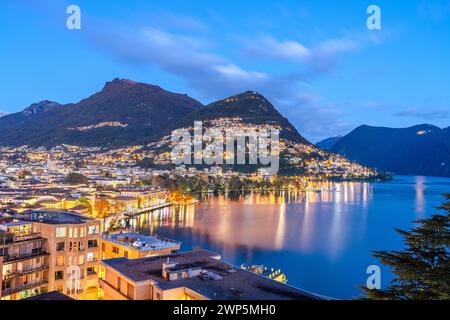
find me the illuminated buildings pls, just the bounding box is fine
[0,221,49,300]
[18,210,101,300]
[99,249,322,300]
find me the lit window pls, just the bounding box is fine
[88,226,99,235]
[56,227,66,238]
[87,252,97,262]
[56,256,65,266]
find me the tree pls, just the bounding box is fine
[18,170,32,179]
[76,197,93,215]
[65,172,88,184]
[363,194,450,300]
[94,199,111,218]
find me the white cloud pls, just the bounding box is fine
[85,17,383,141]
[245,36,312,62]
[212,64,269,81]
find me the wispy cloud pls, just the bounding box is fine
[147,11,210,32]
[242,33,378,75]
[82,13,382,141]
[394,107,449,120]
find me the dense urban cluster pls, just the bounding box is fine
[0,127,384,301]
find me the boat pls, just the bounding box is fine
[240,264,288,283]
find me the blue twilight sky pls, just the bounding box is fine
[0,0,449,142]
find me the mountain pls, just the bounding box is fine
[330,124,450,177]
[22,100,62,116]
[0,79,382,177]
[172,91,311,145]
[316,136,342,150]
[140,91,385,178]
[0,79,204,147]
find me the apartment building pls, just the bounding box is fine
[101,232,180,260]
[20,210,101,300]
[99,249,322,300]
[0,221,49,300]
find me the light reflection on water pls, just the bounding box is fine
[130,176,450,299]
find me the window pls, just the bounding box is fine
[56,227,66,238]
[80,227,86,238]
[87,267,96,275]
[56,256,65,266]
[78,255,85,265]
[55,271,64,280]
[73,228,78,238]
[56,242,65,251]
[2,279,11,291]
[102,243,105,251]
[88,239,98,248]
[124,250,128,258]
[68,228,73,238]
[112,246,119,254]
[87,252,97,262]
[117,277,121,291]
[88,226,99,235]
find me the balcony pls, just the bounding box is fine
[2,264,50,280]
[1,280,48,296]
[3,249,50,264]
[0,233,44,247]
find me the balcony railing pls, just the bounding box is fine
[0,233,44,247]
[2,249,49,263]
[1,279,48,296]
[2,264,49,280]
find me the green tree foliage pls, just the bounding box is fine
[65,172,89,184]
[363,194,450,300]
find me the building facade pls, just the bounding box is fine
[24,211,101,300]
[101,232,180,260]
[0,221,49,300]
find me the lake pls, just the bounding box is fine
[130,175,450,299]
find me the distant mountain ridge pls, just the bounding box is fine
[0,79,310,148]
[0,78,204,147]
[316,136,342,150]
[173,91,311,145]
[330,124,450,177]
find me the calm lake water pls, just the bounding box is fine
[131,175,450,299]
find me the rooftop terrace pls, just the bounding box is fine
[19,210,95,225]
[103,232,180,252]
[102,249,322,300]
